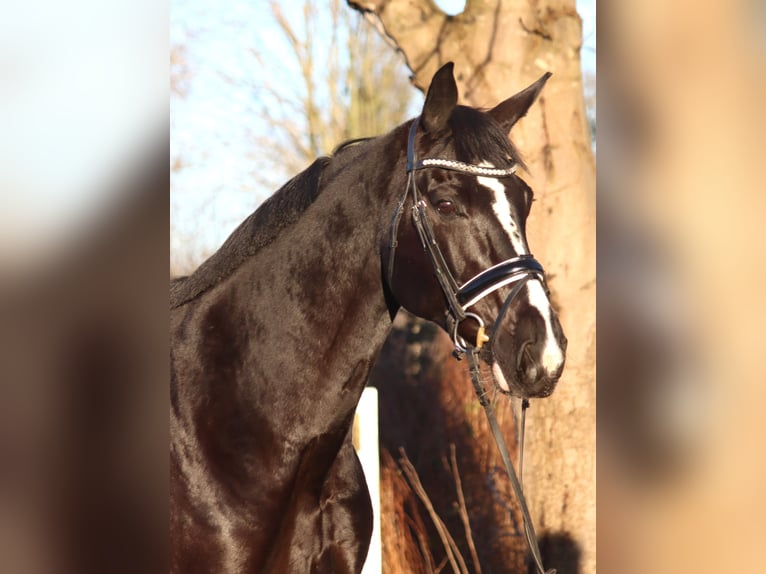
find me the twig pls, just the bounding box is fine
[398,448,469,574]
[404,513,436,574]
[449,444,482,574]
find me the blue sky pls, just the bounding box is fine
[170,0,596,271]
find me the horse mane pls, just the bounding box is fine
[170,110,518,309]
[449,106,527,171]
[170,156,331,309]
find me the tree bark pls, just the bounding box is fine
[350,1,596,572]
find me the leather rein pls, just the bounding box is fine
[387,117,556,574]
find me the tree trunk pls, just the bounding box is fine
[350,1,596,572]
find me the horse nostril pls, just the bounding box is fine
[516,340,530,370]
[516,339,539,382]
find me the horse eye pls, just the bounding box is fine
[436,199,456,215]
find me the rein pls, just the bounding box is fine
[466,348,554,574]
[389,117,556,574]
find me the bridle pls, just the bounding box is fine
[387,117,557,574]
[388,118,548,356]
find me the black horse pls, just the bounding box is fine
[170,63,566,573]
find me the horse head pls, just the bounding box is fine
[386,63,567,398]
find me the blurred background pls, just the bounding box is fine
[598,1,766,572]
[0,2,169,572]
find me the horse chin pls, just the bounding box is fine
[490,361,517,395]
[490,355,560,399]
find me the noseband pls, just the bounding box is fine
[387,117,556,574]
[387,117,548,356]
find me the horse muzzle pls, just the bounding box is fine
[490,294,568,398]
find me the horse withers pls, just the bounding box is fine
[170,63,566,573]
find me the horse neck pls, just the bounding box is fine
[226,133,407,430]
[170,133,410,529]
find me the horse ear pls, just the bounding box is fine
[489,72,552,133]
[421,62,458,134]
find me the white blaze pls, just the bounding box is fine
[477,166,564,376]
[477,174,528,255]
[526,279,565,374]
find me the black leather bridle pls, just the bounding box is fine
[388,117,548,356]
[387,117,557,574]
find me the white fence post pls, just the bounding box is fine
[353,387,381,574]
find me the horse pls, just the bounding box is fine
[170,62,567,573]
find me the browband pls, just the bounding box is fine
[406,117,519,177]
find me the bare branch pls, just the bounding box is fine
[398,448,469,574]
[449,444,482,574]
[269,1,303,53]
[347,0,449,80]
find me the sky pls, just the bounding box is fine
[170,0,596,271]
